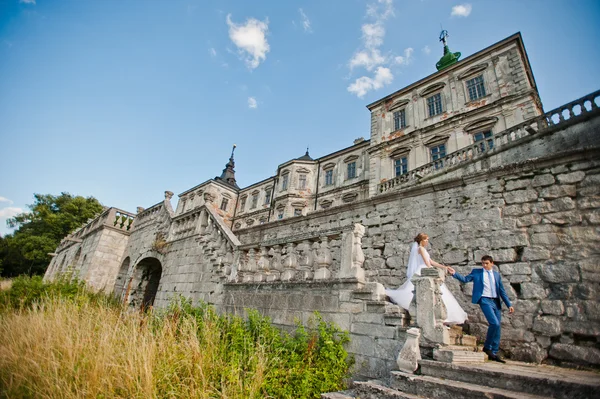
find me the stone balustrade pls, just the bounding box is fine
[107,208,135,232]
[229,223,367,284]
[378,89,600,194]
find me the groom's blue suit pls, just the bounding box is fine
[452,268,512,356]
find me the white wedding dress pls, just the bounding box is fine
[385,242,467,324]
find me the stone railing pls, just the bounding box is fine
[412,267,450,345]
[378,89,600,194]
[106,208,135,232]
[228,224,366,284]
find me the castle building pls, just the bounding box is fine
[45,32,600,376]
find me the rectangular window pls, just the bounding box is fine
[347,162,356,179]
[393,109,406,130]
[264,189,271,205]
[281,174,289,191]
[298,174,307,189]
[427,93,443,117]
[474,130,494,151]
[394,157,408,177]
[466,75,486,101]
[294,209,302,217]
[430,144,446,169]
[251,193,258,209]
[220,198,229,211]
[239,197,246,212]
[278,212,284,220]
[325,169,334,186]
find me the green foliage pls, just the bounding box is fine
[0,275,119,312]
[158,298,352,398]
[0,192,104,277]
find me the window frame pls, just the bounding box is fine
[298,174,307,190]
[393,108,407,131]
[473,130,494,152]
[393,156,408,177]
[220,198,229,211]
[429,143,447,169]
[426,93,443,117]
[466,75,486,101]
[264,187,272,205]
[250,192,259,209]
[239,196,247,212]
[281,173,289,191]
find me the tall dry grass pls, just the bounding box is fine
[0,298,268,398]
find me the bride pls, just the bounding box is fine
[386,233,467,324]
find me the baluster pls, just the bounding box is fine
[268,245,282,282]
[280,243,298,282]
[314,237,333,280]
[297,240,315,280]
[242,248,256,283]
[254,247,269,282]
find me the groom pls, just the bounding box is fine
[447,255,514,363]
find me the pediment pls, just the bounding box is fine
[296,167,310,174]
[322,162,336,170]
[464,117,498,132]
[424,134,450,146]
[390,146,411,158]
[457,63,488,80]
[291,201,306,208]
[420,82,446,97]
[390,99,409,110]
[344,154,359,163]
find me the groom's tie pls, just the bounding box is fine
[487,270,496,298]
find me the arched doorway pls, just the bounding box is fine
[128,257,162,310]
[113,257,130,300]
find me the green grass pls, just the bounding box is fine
[0,277,351,398]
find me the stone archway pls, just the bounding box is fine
[128,257,163,310]
[113,257,131,300]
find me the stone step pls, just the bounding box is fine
[419,359,600,399]
[352,282,387,301]
[433,348,487,363]
[391,370,547,399]
[321,390,357,399]
[353,380,426,399]
[383,313,408,327]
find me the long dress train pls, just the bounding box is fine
[385,242,467,324]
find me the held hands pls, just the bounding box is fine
[445,266,456,275]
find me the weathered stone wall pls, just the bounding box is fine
[231,114,600,367]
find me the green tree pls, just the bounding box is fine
[0,193,104,277]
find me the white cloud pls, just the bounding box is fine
[347,67,393,98]
[247,97,258,109]
[0,207,22,219]
[226,14,270,69]
[362,23,385,48]
[349,49,385,71]
[451,4,472,17]
[394,47,413,65]
[0,196,13,204]
[366,0,394,20]
[422,45,431,55]
[19,0,36,4]
[209,47,217,57]
[299,8,312,33]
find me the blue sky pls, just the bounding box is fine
[1,0,599,236]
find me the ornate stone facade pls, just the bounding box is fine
[45,33,600,375]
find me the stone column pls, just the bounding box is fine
[412,267,450,345]
[338,223,366,281]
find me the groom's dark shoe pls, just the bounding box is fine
[492,355,506,364]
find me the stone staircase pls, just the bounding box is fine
[322,359,600,399]
[432,325,486,364]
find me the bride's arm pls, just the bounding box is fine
[419,247,450,271]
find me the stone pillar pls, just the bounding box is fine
[397,327,422,373]
[339,224,366,281]
[314,237,332,280]
[412,267,450,345]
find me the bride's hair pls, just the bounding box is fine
[414,233,429,245]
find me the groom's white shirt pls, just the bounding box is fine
[482,270,496,298]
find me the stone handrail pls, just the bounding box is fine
[106,208,136,232]
[378,89,600,194]
[412,267,450,345]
